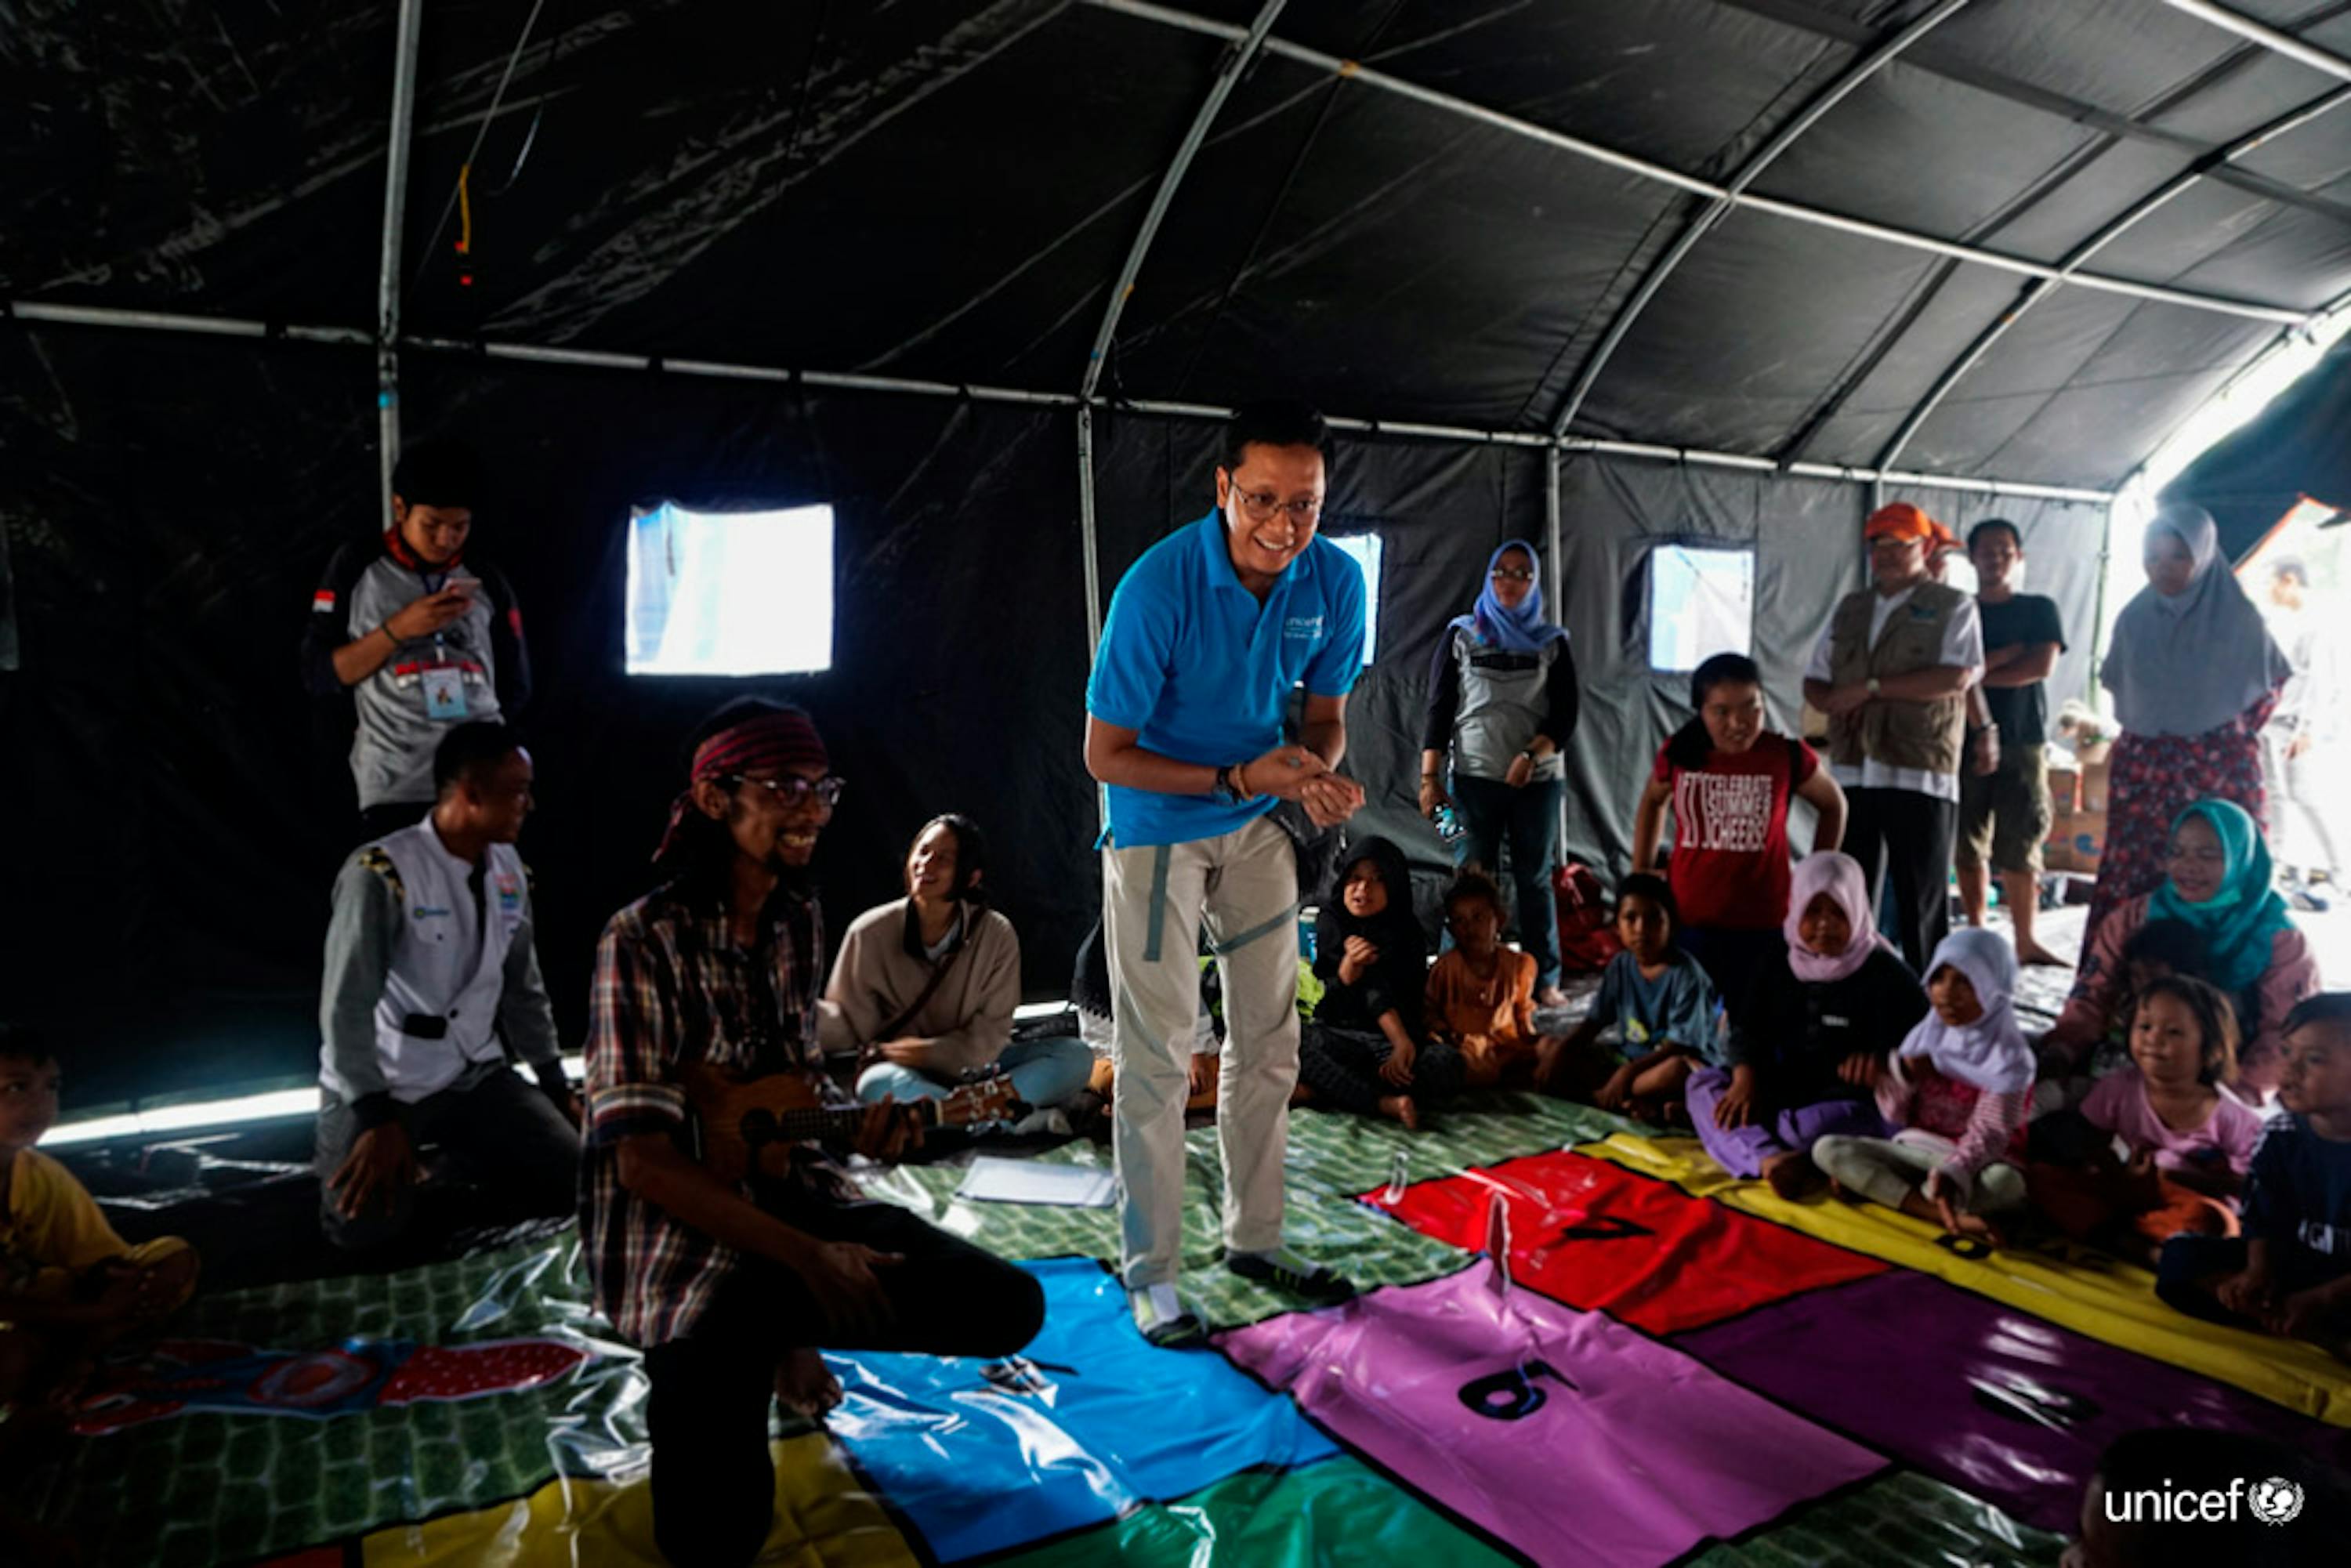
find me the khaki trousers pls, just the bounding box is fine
[1103,814,1300,1288]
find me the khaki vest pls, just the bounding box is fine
[1825,580,1968,777]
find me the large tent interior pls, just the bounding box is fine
[9,0,2351,1563]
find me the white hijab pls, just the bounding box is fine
[1897,928,2034,1093]
[2103,503,2290,737]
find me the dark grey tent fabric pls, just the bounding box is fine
[2164,330,2351,558]
[5,0,2350,1095]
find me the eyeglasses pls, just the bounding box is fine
[1490,567,1535,582]
[1231,487,1324,524]
[732,774,845,809]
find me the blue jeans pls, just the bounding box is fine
[1451,773,1565,989]
[855,1034,1094,1112]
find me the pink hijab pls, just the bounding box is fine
[1784,852,1892,983]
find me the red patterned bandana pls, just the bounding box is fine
[654,709,830,862]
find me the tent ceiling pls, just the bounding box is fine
[7,0,2351,489]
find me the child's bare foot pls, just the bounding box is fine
[775,1346,842,1421]
[1378,1094,1421,1132]
[1946,1210,2006,1248]
[1760,1151,1815,1200]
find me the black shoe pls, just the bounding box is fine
[1226,1247,1357,1302]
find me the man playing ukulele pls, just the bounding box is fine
[581,699,1045,1567]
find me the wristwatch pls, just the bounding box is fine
[1213,764,1243,802]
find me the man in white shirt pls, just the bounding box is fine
[2264,557,2344,906]
[316,721,579,1251]
[1802,503,1987,972]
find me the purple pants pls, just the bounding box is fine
[1685,1067,1889,1179]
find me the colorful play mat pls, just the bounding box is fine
[29,1088,2351,1566]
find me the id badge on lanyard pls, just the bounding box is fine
[418,567,469,720]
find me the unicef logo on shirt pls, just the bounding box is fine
[1284,614,1324,639]
[2249,1476,2304,1526]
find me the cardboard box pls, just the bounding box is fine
[2045,806,2106,874]
[2074,739,2114,768]
[2081,759,2110,814]
[2047,766,2082,814]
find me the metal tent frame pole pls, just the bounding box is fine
[1548,0,1975,439]
[375,0,427,529]
[2161,0,2351,83]
[1086,0,2313,328]
[1873,81,2351,474]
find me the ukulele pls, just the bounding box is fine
[682,1063,1016,1186]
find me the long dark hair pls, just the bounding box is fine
[912,813,991,906]
[1665,652,1764,770]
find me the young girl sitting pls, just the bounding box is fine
[1427,868,1547,1088]
[1813,927,2036,1246]
[2027,975,2263,1264]
[1536,875,1720,1121]
[1689,852,1926,1197]
[1297,838,1463,1129]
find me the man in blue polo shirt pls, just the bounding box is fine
[1085,399,1369,1345]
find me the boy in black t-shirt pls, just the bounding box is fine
[2158,994,2351,1359]
[1957,520,2067,965]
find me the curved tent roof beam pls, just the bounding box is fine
[1543,0,1976,441]
[1078,0,1289,400]
[1875,74,2351,475]
[2163,0,2351,83]
[1093,0,2309,329]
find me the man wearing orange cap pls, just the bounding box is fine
[1802,502,1986,971]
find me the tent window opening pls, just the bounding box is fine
[1326,533,1383,664]
[1647,544,1754,673]
[626,502,835,676]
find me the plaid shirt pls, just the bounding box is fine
[581,879,855,1347]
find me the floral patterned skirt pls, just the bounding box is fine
[2084,711,2270,941]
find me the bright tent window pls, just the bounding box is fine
[626,502,833,676]
[1648,544,1754,672]
[1326,533,1382,664]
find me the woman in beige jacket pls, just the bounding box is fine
[828,815,1092,1118]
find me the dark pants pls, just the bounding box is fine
[314,1064,579,1251]
[1679,926,1784,1030]
[1298,1022,1465,1116]
[1843,787,1957,974]
[644,1202,1045,1567]
[2157,1233,2351,1325]
[1451,773,1566,988]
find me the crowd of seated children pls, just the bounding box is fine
[2028,975,2264,1266]
[2159,993,2351,1360]
[1536,874,1721,1122]
[1813,928,2036,1248]
[1425,868,1552,1088]
[1297,838,1464,1131]
[1687,852,1925,1198]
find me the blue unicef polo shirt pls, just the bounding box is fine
[1087,511,1367,849]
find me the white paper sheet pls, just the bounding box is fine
[955,1156,1118,1208]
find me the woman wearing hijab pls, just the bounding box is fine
[1296,838,1462,1128]
[2088,503,2291,943]
[1815,927,2037,1244]
[1419,541,1581,1007]
[1690,852,1927,1196]
[2045,798,2317,1095]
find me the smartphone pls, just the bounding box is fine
[444,574,483,599]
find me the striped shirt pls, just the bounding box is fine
[581,879,855,1348]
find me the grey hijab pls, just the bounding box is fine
[2103,503,2290,737]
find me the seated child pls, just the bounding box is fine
[1299,838,1462,1130]
[1689,851,1925,1197]
[2157,993,2351,1359]
[1427,869,1549,1089]
[0,1026,199,1408]
[2038,919,2212,1099]
[1813,927,2035,1246]
[2028,976,2264,1265]
[1536,875,1720,1121]
[2063,1426,2351,1568]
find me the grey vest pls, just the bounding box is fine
[1446,627,1567,782]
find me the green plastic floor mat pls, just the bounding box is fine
[994,1455,1520,1567]
[36,1235,643,1568]
[1689,1469,2065,1567]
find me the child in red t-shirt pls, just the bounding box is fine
[1631,654,1847,1025]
